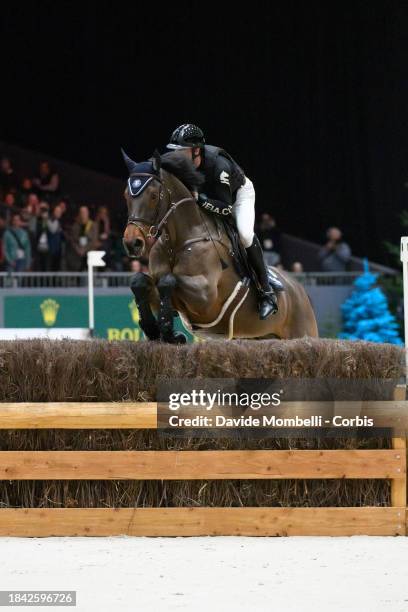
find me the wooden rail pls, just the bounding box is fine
[0,402,157,429]
[0,400,405,429]
[0,449,403,480]
[0,395,405,537]
[0,507,404,537]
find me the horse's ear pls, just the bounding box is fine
[151,149,162,175]
[121,148,138,175]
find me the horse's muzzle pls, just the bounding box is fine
[123,238,145,258]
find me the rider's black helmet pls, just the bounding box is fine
[167,124,205,150]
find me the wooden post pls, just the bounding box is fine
[391,385,407,535]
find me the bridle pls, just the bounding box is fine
[125,168,229,269]
[126,172,194,239]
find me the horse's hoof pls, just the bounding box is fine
[170,332,187,344]
[142,327,160,341]
[161,332,187,344]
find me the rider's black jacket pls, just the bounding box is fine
[197,145,246,216]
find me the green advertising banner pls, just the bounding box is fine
[4,295,194,341]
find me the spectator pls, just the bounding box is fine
[32,161,60,200]
[291,261,304,273]
[34,202,51,270]
[109,232,127,271]
[21,177,34,194]
[17,177,36,207]
[129,259,143,273]
[26,192,40,213]
[66,206,98,271]
[4,192,16,208]
[56,198,67,217]
[0,157,18,195]
[95,206,112,266]
[47,204,65,271]
[140,257,149,273]
[53,198,70,227]
[20,194,40,242]
[129,257,149,273]
[0,192,17,225]
[34,202,65,271]
[318,227,351,272]
[257,213,281,266]
[3,213,31,271]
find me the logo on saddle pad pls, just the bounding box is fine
[219,170,230,185]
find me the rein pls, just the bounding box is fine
[151,197,195,238]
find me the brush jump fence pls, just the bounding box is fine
[0,392,406,537]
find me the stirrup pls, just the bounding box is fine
[262,289,278,303]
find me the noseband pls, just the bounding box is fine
[126,172,194,239]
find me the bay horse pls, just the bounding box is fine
[122,150,318,343]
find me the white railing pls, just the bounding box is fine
[0,271,395,289]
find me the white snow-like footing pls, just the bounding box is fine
[1,536,408,611]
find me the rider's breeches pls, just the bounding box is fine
[232,176,255,248]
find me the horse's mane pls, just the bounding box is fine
[160,151,205,191]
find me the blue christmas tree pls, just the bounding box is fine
[338,259,403,344]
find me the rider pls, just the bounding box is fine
[166,123,282,319]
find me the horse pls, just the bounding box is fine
[122,149,318,343]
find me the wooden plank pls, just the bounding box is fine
[0,507,403,537]
[0,449,403,480]
[0,402,157,429]
[0,400,408,429]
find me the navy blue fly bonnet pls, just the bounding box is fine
[127,161,157,197]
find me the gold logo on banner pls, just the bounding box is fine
[128,300,140,324]
[40,299,60,326]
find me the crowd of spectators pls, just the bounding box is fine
[256,213,352,274]
[0,153,352,276]
[0,156,145,273]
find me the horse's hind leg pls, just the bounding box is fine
[157,274,187,344]
[130,273,160,340]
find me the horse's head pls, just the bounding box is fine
[122,149,165,258]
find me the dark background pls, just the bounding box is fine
[1,2,407,263]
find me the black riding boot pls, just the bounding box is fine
[245,235,278,319]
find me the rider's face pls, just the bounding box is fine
[179,148,201,168]
[192,149,201,168]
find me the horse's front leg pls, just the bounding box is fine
[157,273,186,344]
[130,272,160,340]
